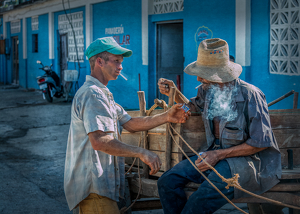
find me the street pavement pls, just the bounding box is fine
[0,86,72,214]
[0,85,289,214]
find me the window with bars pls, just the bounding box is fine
[31,16,39,31]
[153,0,184,14]
[32,34,38,53]
[270,0,300,75]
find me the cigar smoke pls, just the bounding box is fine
[206,84,238,121]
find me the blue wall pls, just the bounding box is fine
[27,14,50,89]
[54,6,86,89]
[0,0,298,110]
[148,0,236,103]
[183,0,236,100]
[250,0,299,109]
[6,20,24,85]
[93,0,145,109]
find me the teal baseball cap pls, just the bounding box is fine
[85,37,132,59]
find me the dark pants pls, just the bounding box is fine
[157,155,234,214]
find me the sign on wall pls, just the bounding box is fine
[11,20,20,34]
[58,11,84,62]
[194,26,213,50]
[105,25,131,46]
[31,16,39,31]
[270,0,300,76]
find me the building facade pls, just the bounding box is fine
[0,0,299,110]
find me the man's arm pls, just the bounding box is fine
[158,78,188,103]
[157,79,199,114]
[89,130,161,175]
[195,143,267,172]
[122,103,190,133]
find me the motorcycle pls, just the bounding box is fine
[36,60,63,102]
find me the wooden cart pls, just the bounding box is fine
[121,90,300,214]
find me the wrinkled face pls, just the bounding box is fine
[101,54,123,81]
[197,77,215,90]
[197,76,233,90]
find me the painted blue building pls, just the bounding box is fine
[0,0,299,110]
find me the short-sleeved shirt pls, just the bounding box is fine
[190,79,281,198]
[64,75,131,210]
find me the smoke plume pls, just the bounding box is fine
[206,84,238,122]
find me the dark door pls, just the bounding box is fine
[12,36,19,85]
[60,33,68,86]
[156,22,184,101]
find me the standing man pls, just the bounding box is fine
[157,38,281,214]
[64,37,189,214]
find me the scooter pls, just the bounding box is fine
[36,60,63,102]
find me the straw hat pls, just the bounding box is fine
[184,38,242,83]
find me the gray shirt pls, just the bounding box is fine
[64,75,131,210]
[190,79,281,198]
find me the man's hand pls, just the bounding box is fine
[158,78,176,97]
[139,150,162,175]
[167,103,191,123]
[195,150,220,172]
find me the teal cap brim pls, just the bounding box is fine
[107,46,132,57]
[85,37,133,59]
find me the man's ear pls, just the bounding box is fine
[95,57,104,68]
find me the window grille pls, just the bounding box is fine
[58,11,84,62]
[153,0,184,14]
[32,16,39,31]
[270,0,300,75]
[11,20,20,34]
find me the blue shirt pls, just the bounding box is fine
[190,79,281,198]
[64,75,131,210]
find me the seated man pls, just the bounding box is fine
[157,38,281,214]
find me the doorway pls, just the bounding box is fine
[60,33,68,86]
[12,36,19,85]
[156,21,184,102]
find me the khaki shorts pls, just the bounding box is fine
[79,193,120,214]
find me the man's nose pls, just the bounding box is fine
[117,64,123,71]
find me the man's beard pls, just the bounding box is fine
[206,83,238,122]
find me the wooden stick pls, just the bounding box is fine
[165,87,175,171]
[268,90,294,107]
[293,92,298,109]
[137,91,149,178]
[175,87,189,104]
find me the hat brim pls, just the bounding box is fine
[184,61,242,83]
[107,46,132,57]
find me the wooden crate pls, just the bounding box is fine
[122,109,206,172]
[122,109,300,173]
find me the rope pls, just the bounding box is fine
[125,103,158,175]
[122,99,300,213]
[168,124,248,214]
[121,102,161,213]
[120,159,142,214]
[169,124,300,211]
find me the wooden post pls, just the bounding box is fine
[293,92,298,109]
[137,91,149,178]
[165,87,175,171]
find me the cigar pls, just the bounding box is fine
[195,84,202,89]
[120,73,128,81]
